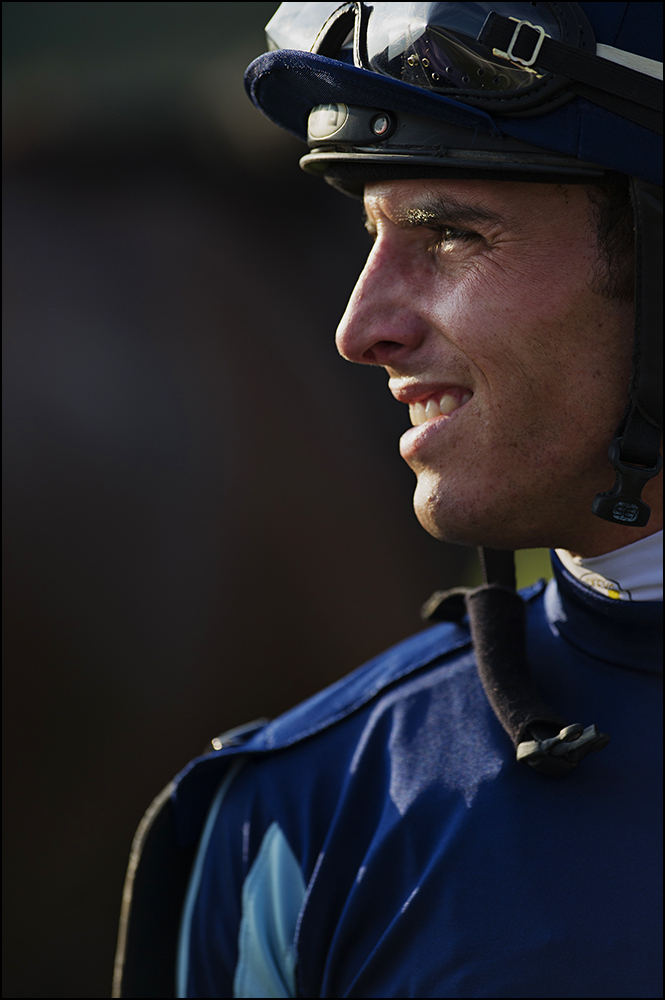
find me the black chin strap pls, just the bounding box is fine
[593,179,663,527]
[422,548,609,776]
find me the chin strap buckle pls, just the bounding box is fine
[592,438,662,527]
[517,723,610,776]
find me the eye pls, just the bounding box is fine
[428,226,479,253]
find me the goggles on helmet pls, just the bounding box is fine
[266,2,662,132]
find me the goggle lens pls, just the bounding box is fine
[266,2,565,96]
[365,2,561,94]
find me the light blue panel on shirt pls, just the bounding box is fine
[233,821,306,999]
[177,758,248,998]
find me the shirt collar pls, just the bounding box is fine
[545,551,663,675]
[555,530,663,602]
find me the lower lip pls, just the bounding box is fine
[399,402,470,461]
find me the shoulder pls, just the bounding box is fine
[258,616,473,750]
[247,577,546,752]
[174,619,477,997]
[186,615,474,775]
[172,580,548,840]
[169,617,471,833]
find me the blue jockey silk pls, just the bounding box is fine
[173,554,663,998]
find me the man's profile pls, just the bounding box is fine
[114,4,662,997]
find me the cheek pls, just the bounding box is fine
[426,252,631,408]
[424,268,553,389]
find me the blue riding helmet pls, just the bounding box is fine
[245,2,663,526]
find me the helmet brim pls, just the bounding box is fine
[244,49,499,144]
[244,49,662,186]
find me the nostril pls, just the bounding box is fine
[363,340,410,364]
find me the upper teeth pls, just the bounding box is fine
[409,392,471,426]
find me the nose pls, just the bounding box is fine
[335,239,426,367]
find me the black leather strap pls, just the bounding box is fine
[478,547,516,589]
[465,584,610,774]
[465,584,566,746]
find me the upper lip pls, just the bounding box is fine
[388,379,473,406]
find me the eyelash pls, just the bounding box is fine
[363,223,480,249]
[428,226,478,252]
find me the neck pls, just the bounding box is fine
[567,519,663,559]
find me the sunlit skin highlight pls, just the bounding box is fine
[336,178,662,556]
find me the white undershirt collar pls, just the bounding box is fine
[555,530,663,602]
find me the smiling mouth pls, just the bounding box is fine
[409,390,473,426]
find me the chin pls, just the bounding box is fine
[412,479,544,551]
[415,507,483,547]
[413,482,481,547]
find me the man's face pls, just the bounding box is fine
[336,178,635,553]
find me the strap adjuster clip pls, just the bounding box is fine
[494,18,547,68]
[517,723,610,775]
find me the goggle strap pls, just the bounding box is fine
[596,44,663,82]
[568,81,663,134]
[478,13,663,115]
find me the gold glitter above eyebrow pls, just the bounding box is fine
[396,197,508,230]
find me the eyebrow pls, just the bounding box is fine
[365,195,509,232]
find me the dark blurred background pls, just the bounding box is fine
[2,4,550,997]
